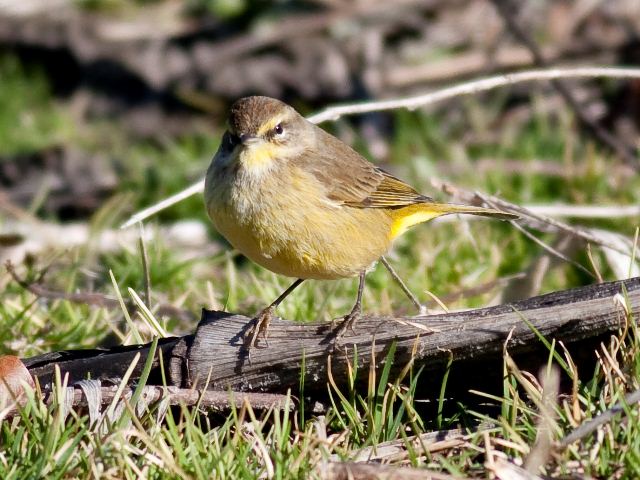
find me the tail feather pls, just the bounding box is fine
[428,203,518,220]
[388,202,517,239]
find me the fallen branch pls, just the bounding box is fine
[22,277,640,394]
[2,384,293,419]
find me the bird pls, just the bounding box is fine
[204,96,516,349]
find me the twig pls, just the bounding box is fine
[349,428,471,463]
[4,384,292,419]
[307,67,640,124]
[521,205,640,219]
[431,178,633,256]
[559,387,640,448]
[120,180,204,229]
[380,256,425,314]
[120,66,640,228]
[320,461,467,480]
[491,0,638,169]
[507,220,595,278]
[5,261,196,323]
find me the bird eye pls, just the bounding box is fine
[274,123,284,135]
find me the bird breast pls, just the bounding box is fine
[205,161,393,280]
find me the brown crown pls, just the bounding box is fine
[228,96,290,136]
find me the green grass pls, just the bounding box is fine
[0,56,72,156]
[1,53,640,478]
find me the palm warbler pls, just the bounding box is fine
[205,96,515,347]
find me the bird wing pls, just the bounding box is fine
[297,127,432,209]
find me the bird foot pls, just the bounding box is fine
[244,306,275,355]
[330,305,361,351]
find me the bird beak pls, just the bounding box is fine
[239,133,260,146]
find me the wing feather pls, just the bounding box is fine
[295,127,432,209]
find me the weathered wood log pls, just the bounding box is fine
[23,337,184,390]
[23,277,640,394]
[183,277,639,391]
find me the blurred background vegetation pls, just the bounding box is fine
[1,1,640,477]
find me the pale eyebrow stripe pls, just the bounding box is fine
[257,116,285,137]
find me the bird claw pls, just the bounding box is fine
[244,306,275,356]
[330,307,361,351]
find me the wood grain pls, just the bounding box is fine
[22,277,639,394]
[184,277,639,392]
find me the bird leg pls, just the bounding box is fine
[380,256,428,315]
[244,278,304,351]
[332,270,366,343]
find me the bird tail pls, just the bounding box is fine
[389,202,516,239]
[426,203,517,220]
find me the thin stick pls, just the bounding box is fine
[4,385,293,419]
[432,178,633,256]
[121,179,204,229]
[5,260,196,323]
[307,67,640,124]
[120,67,640,228]
[350,427,471,462]
[559,387,640,448]
[507,220,595,278]
[380,256,425,314]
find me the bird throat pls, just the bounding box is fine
[239,143,279,175]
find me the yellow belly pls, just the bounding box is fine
[210,198,394,280]
[206,168,395,280]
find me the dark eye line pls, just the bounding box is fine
[226,132,240,148]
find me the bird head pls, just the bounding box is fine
[221,96,311,174]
